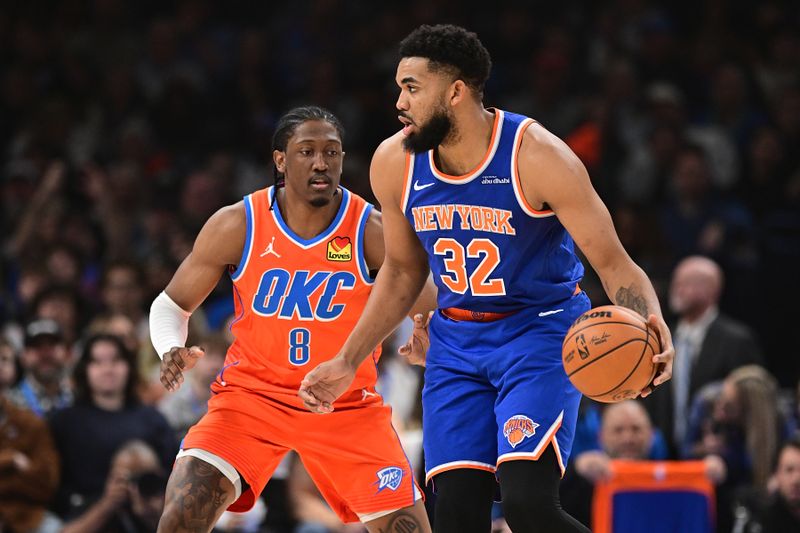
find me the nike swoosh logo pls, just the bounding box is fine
[538,309,564,317]
[413,180,434,191]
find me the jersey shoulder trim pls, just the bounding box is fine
[428,109,504,184]
[268,186,352,249]
[400,152,414,214]
[355,203,375,285]
[230,193,256,281]
[511,119,556,218]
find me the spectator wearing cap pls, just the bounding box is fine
[0,336,62,533]
[5,319,73,417]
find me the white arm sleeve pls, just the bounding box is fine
[149,291,192,360]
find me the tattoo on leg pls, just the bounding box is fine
[169,460,230,532]
[379,511,421,533]
[615,284,649,317]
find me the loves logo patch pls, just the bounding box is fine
[327,236,352,262]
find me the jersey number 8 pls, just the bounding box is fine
[288,328,310,365]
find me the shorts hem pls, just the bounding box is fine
[496,411,566,476]
[425,460,496,485]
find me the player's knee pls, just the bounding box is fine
[432,469,495,533]
[501,487,560,530]
[157,456,237,533]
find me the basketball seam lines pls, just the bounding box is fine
[562,320,649,346]
[587,326,652,398]
[565,337,647,378]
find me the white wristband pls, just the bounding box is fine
[149,291,191,359]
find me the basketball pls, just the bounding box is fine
[562,305,660,403]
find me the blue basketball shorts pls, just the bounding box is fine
[422,291,591,484]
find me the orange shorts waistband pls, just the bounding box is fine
[441,285,581,323]
[441,308,516,322]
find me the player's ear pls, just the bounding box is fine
[449,79,467,106]
[273,149,286,173]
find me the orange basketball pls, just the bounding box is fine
[561,305,660,403]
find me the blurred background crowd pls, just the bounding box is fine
[1,0,799,532]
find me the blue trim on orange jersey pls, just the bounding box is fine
[230,195,254,281]
[228,282,245,330]
[357,204,375,284]
[269,186,351,248]
[387,406,421,509]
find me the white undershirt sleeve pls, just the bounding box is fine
[149,291,192,359]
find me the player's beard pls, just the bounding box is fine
[309,196,331,207]
[402,104,454,153]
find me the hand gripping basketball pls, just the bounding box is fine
[562,306,665,402]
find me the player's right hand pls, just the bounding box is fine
[398,311,433,366]
[574,450,611,482]
[160,346,204,392]
[299,356,357,414]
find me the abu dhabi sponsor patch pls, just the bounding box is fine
[503,414,539,448]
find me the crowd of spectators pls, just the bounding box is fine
[1,1,799,532]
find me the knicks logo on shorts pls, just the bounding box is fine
[327,236,352,261]
[503,415,539,448]
[374,466,404,492]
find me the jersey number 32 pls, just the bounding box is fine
[433,238,506,296]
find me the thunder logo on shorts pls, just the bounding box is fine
[374,466,405,493]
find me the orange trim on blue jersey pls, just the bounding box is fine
[428,109,503,183]
[425,460,496,485]
[511,119,555,217]
[399,151,413,213]
[496,410,566,476]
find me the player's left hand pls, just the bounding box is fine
[299,356,357,414]
[639,313,674,398]
[398,311,433,367]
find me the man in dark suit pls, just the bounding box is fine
[644,256,763,455]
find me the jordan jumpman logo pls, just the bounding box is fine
[260,236,281,258]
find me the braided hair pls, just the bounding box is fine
[270,106,345,209]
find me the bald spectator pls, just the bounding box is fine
[644,256,763,452]
[561,401,725,528]
[6,319,73,417]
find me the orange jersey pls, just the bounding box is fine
[215,186,380,408]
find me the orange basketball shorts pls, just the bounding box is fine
[181,387,419,522]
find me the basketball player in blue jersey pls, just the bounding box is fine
[300,25,675,533]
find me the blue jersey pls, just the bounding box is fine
[402,109,584,313]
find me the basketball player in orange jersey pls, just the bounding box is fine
[148,106,433,533]
[300,26,675,533]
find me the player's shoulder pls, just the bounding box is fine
[372,131,408,168]
[208,200,247,230]
[196,200,248,259]
[519,120,583,172]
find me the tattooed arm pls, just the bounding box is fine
[517,122,674,396]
